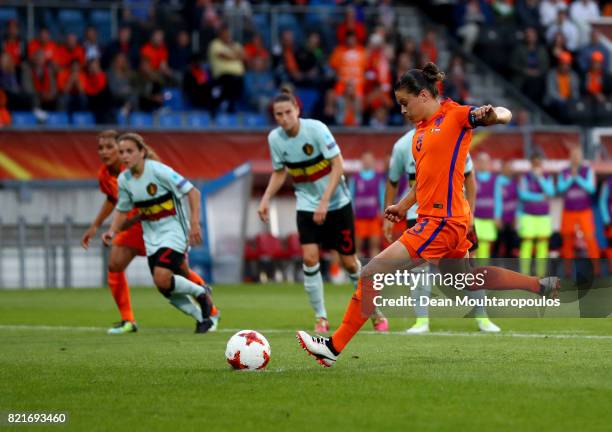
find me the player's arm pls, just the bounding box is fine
[385,185,416,223]
[258,169,287,223]
[186,186,202,246]
[81,198,115,249]
[314,154,343,225]
[471,105,512,126]
[102,210,129,246]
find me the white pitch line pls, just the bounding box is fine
[0,324,611,340]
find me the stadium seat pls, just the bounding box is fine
[295,88,319,116]
[71,111,95,126]
[0,8,18,26]
[186,111,211,128]
[255,232,287,282]
[243,113,268,128]
[89,10,112,45]
[129,112,154,128]
[11,112,37,127]
[158,112,183,128]
[45,112,70,127]
[163,88,185,111]
[58,9,85,37]
[215,113,239,128]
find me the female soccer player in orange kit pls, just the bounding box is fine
[81,130,218,334]
[296,63,560,366]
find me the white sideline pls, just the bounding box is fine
[0,324,611,340]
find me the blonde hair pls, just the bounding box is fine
[117,132,161,161]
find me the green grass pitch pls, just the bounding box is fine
[1,283,611,431]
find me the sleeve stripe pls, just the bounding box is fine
[177,179,188,189]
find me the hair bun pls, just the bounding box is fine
[422,62,445,83]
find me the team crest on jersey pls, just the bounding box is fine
[146,183,158,196]
[303,143,314,156]
[416,133,424,152]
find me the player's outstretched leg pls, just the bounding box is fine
[297,241,421,367]
[107,271,138,334]
[343,255,388,333]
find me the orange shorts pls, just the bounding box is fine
[399,217,472,261]
[560,208,595,236]
[355,217,382,239]
[112,222,146,256]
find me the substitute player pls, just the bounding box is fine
[557,147,599,273]
[259,91,388,333]
[102,133,216,334]
[384,129,500,334]
[297,63,560,366]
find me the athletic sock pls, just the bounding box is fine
[411,264,431,318]
[475,241,491,259]
[168,293,203,321]
[348,260,383,318]
[303,263,327,318]
[520,239,534,275]
[348,260,361,290]
[187,269,205,286]
[466,289,487,318]
[186,270,218,315]
[535,239,549,277]
[330,278,370,353]
[108,271,134,322]
[171,275,206,297]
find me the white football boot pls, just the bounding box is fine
[296,331,338,367]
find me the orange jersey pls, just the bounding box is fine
[412,99,475,221]
[97,164,139,218]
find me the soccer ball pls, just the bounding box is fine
[225,330,271,370]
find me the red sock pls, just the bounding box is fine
[186,270,218,316]
[470,266,540,294]
[330,278,371,353]
[107,271,134,322]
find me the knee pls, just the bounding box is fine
[108,257,126,273]
[341,258,360,274]
[360,262,376,280]
[153,272,173,295]
[303,254,319,268]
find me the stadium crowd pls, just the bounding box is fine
[441,0,612,124]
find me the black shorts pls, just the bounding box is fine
[296,203,356,255]
[147,248,186,274]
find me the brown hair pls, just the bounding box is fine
[117,132,161,161]
[394,62,445,97]
[98,129,119,141]
[272,86,298,107]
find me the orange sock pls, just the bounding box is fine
[470,266,540,294]
[330,278,371,353]
[108,271,135,322]
[186,270,218,316]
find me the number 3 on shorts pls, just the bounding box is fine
[340,229,353,253]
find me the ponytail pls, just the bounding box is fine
[394,62,445,97]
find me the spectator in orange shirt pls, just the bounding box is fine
[55,33,85,69]
[583,51,612,103]
[244,33,270,70]
[545,50,579,123]
[27,28,57,65]
[329,32,367,97]
[83,58,112,123]
[23,49,58,111]
[364,81,393,125]
[57,60,86,112]
[0,89,11,128]
[365,33,392,95]
[2,20,22,67]
[336,7,367,45]
[336,79,362,126]
[140,29,174,82]
[420,28,439,65]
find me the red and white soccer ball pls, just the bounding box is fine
[225,330,271,370]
